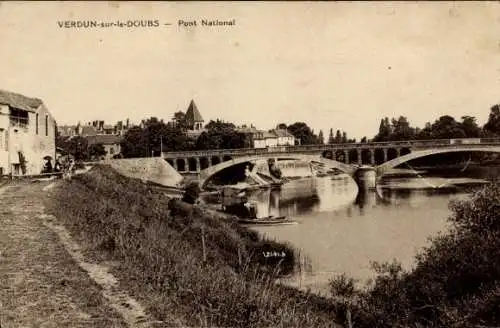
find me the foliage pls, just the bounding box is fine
[172,111,188,130]
[484,104,500,136]
[58,136,89,161]
[120,117,192,158]
[45,165,341,327]
[195,119,250,150]
[329,182,500,327]
[373,114,483,142]
[88,143,106,160]
[318,130,324,144]
[286,122,319,145]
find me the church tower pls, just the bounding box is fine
[185,99,204,130]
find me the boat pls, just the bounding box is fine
[238,216,298,226]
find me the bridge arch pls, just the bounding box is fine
[376,146,500,176]
[199,154,356,189]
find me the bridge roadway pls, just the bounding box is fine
[162,138,500,175]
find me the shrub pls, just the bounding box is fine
[331,182,500,327]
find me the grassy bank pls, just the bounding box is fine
[329,181,500,327]
[45,165,341,327]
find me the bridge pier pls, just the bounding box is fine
[370,150,375,165]
[344,150,349,164]
[195,158,201,173]
[354,166,376,190]
[383,149,388,162]
[357,149,362,166]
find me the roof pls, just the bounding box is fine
[236,126,259,134]
[85,134,122,145]
[0,89,43,112]
[185,99,204,122]
[254,131,278,140]
[273,129,294,138]
[186,129,206,139]
[80,126,98,136]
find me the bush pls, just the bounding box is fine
[331,182,500,327]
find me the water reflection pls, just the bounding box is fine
[246,175,485,295]
[246,175,358,218]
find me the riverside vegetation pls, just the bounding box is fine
[329,181,500,327]
[45,164,500,327]
[45,165,341,327]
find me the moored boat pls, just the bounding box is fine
[238,216,298,226]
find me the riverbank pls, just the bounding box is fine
[44,165,342,327]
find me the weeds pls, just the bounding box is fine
[45,165,340,327]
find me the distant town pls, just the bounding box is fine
[1,88,500,176]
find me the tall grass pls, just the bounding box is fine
[45,165,341,327]
[329,182,500,328]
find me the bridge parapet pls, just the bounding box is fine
[162,138,500,159]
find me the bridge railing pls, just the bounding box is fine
[161,138,500,158]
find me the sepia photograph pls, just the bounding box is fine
[1,1,500,327]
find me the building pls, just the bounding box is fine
[58,119,130,137]
[249,128,297,149]
[184,99,207,140]
[272,129,296,146]
[57,119,129,159]
[0,89,56,175]
[86,134,122,160]
[185,100,204,130]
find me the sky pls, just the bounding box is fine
[1,1,499,140]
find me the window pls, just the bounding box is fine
[36,113,39,134]
[45,115,48,136]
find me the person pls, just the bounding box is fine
[54,160,61,173]
[68,159,75,179]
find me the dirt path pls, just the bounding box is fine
[0,181,159,328]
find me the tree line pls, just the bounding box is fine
[372,104,500,142]
[57,104,500,159]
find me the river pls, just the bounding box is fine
[243,173,488,296]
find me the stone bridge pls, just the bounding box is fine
[162,138,500,188]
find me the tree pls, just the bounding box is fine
[328,128,335,144]
[195,119,248,150]
[373,117,391,142]
[390,116,416,140]
[121,126,147,158]
[428,115,467,139]
[483,104,500,136]
[373,116,415,141]
[121,117,191,158]
[287,122,318,145]
[318,130,324,144]
[416,122,433,140]
[88,143,107,160]
[459,116,481,138]
[172,111,188,130]
[277,123,288,130]
[66,136,89,161]
[335,130,342,143]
